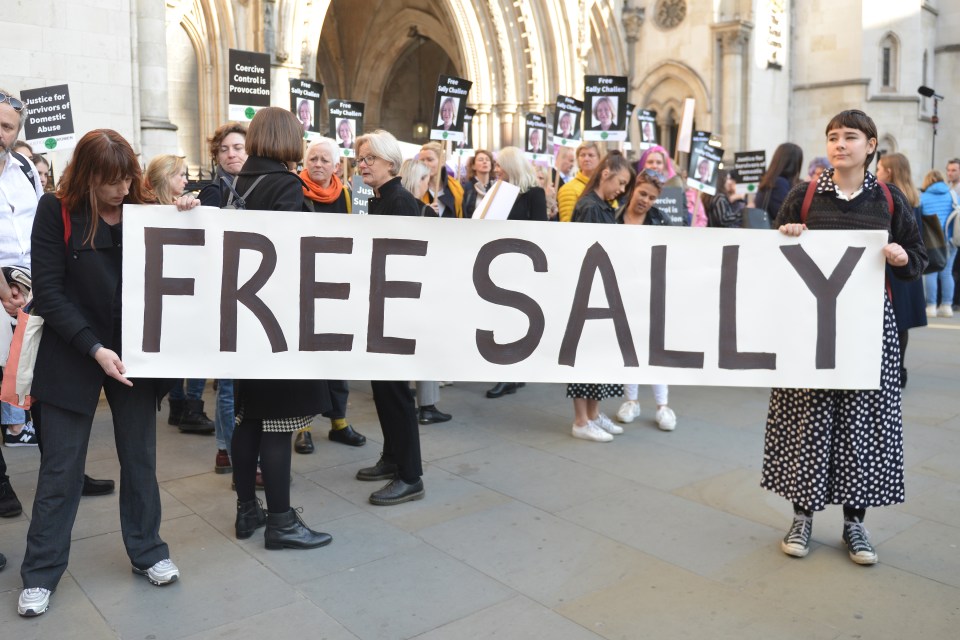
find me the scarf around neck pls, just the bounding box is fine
[300,168,344,204]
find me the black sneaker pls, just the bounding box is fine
[3,423,38,447]
[843,518,878,565]
[780,514,813,558]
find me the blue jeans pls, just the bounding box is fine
[1,401,25,425]
[168,379,206,402]
[924,245,958,306]
[215,379,235,452]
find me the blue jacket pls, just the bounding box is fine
[920,181,956,241]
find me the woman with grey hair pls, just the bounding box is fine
[293,137,367,454]
[352,130,427,506]
[397,158,454,425]
[300,137,351,213]
[484,147,546,400]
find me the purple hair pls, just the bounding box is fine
[636,145,677,180]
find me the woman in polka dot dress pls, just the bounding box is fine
[762,110,927,565]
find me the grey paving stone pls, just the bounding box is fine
[179,600,361,640]
[298,543,513,640]
[0,576,117,639]
[414,594,605,639]
[880,518,960,589]
[418,500,663,608]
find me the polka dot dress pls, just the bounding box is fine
[761,296,905,511]
[566,383,623,400]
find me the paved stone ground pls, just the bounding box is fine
[0,317,958,639]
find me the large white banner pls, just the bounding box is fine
[122,206,888,389]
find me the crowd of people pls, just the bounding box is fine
[0,87,950,617]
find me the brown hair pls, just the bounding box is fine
[757,143,803,191]
[825,109,878,169]
[144,154,187,205]
[57,129,145,245]
[207,122,247,164]
[244,107,304,164]
[579,150,635,203]
[877,153,919,207]
[921,169,945,191]
[467,149,493,181]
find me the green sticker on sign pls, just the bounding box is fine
[245,107,255,120]
[442,132,449,140]
[44,138,57,150]
[747,184,756,192]
[601,132,608,140]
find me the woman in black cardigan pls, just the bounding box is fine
[18,130,177,618]
[226,107,333,550]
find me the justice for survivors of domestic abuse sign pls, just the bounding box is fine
[20,85,76,152]
[122,206,887,389]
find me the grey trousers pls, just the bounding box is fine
[415,381,439,407]
[20,377,169,591]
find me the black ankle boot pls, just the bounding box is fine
[167,398,184,426]
[264,508,332,550]
[178,399,215,433]
[235,499,266,539]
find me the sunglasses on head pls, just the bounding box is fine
[639,168,664,186]
[0,93,25,112]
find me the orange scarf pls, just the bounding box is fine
[300,169,344,204]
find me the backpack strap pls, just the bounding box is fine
[877,180,894,215]
[222,174,267,209]
[799,178,818,224]
[10,151,37,191]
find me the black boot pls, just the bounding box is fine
[264,509,332,550]
[486,382,518,398]
[167,398,184,426]
[178,399,215,434]
[0,480,22,518]
[235,499,266,539]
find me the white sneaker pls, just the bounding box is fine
[593,412,623,435]
[926,304,937,317]
[616,400,640,423]
[133,558,180,586]
[571,421,613,442]
[655,406,677,431]
[18,587,51,617]
[938,304,954,318]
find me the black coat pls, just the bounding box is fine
[229,155,331,420]
[31,193,169,415]
[462,177,493,218]
[508,187,548,221]
[572,190,617,224]
[369,176,421,217]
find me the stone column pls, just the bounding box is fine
[622,2,645,152]
[711,20,752,154]
[137,0,178,160]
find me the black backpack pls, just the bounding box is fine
[221,175,266,210]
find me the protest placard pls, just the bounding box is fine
[20,84,76,152]
[290,79,323,139]
[228,49,271,121]
[583,76,628,142]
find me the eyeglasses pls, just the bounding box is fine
[0,93,25,112]
[358,155,379,167]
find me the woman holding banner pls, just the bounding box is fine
[614,170,678,430]
[19,129,178,617]
[226,107,333,550]
[766,110,925,566]
[353,129,426,505]
[637,145,707,227]
[419,141,463,218]
[565,152,635,442]
[144,154,188,206]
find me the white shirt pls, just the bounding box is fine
[0,153,42,268]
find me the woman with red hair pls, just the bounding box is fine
[18,130,178,617]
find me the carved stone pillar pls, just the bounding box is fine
[622,2,645,151]
[711,20,753,154]
[137,0,178,159]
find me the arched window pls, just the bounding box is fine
[879,33,899,92]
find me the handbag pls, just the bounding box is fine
[920,208,948,274]
[741,189,772,229]
[0,305,44,409]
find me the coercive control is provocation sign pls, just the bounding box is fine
[122,206,888,389]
